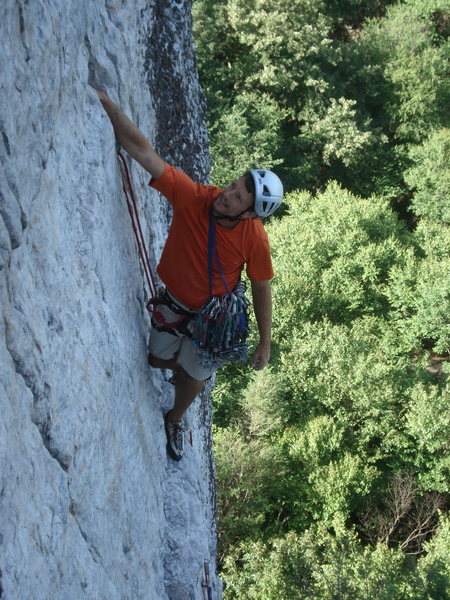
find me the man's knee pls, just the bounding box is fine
[148,352,178,369]
[176,365,203,384]
[147,353,160,368]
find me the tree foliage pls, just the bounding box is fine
[193,0,450,199]
[210,185,449,596]
[222,519,450,600]
[192,0,450,596]
[405,128,450,223]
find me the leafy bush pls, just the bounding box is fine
[211,184,449,592]
[221,524,450,599]
[194,0,450,594]
[405,129,450,223]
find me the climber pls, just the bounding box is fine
[94,88,283,461]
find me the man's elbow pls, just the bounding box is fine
[136,147,165,179]
[251,279,271,292]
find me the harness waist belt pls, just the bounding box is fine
[152,289,197,316]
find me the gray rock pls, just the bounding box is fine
[0,0,220,598]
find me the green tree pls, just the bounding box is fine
[405,128,450,223]
[194,0,373,191]
[214,425,282,554]
[208,92,284,187]
[212,185,448,585]
[194,0,450,199]
[269,183,408,336]
[360,0,450,144]
[385,241,450,355]
[221,526,440,599]
[194,2,450,590]
[418,514,450,599]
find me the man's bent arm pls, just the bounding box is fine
[94,90,165,179]
[250,279,272,370]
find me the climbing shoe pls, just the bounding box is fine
[164,412,185,461]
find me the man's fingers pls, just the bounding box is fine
[92,87,107,101]
[252,355,267,370]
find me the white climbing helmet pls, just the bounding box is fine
[250,169,284,217]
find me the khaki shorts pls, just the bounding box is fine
[148,292,216,381]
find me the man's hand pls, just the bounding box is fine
[92,87,165,179]
[252,341,270,370]
[93,88,109,105]
[250,280,272,370]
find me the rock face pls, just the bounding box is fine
[0,1,220,598]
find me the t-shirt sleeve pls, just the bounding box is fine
[149,163,198,207]
[149,163,221,209]
[245,225,274,282]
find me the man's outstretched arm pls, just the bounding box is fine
[94,89,165,179]
[250,279,272,371]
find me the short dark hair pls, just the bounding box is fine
[244,171,255,209]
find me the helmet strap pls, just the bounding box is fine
[214,209,250,222]
[214,204,256,222]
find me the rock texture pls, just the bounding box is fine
[0,1,220,598]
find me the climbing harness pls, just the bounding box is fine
[117,148,157,310]
[149,288,195,337]
[192,210,250,369]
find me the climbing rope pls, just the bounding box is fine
[116,148,157,311]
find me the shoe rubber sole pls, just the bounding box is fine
[164,413,184,461]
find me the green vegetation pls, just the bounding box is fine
[192,0,450,596]
[193,0,449,198]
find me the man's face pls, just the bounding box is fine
[213,176,255,220]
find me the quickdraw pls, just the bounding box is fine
[192,211,250,368]
[192,281,250,367]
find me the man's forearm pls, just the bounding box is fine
[95,90,164,178]
[251,280,272,347]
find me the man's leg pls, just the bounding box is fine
[148,353,204,421]
[169,369,204,422]
[148,353,178,370]
[149,351,204,460]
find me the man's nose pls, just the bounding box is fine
[225,188,236,201]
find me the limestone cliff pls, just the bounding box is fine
[0,1,220,598]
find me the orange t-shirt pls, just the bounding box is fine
[149,164,274,310]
